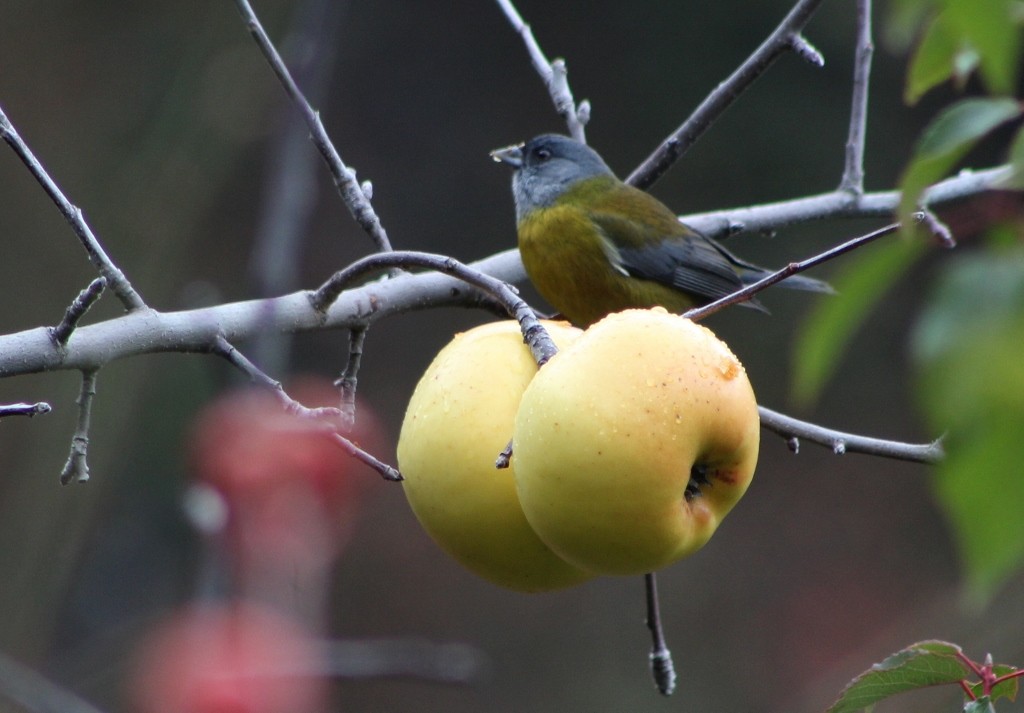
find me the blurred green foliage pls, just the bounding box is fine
[797,0,1024,611]
[913,247,1024,602]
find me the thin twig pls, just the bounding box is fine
[0,106,145,311]
[60,369,99,485]
[208,334,400,481]
[626,0,827,189]
[789,35,825,66]
[683,222,900,321]
[209,335,340,419]
[310,250,558,367]
[51,278,107,348]
[839,0,874,195]
[918,207,956,247]
[645,573,677,696]
[330,432,402,482]
[336,326,368,429]
[759,405,945,463]
[0,403,51,418]
[231,0,394,254]
[494,0,589,142]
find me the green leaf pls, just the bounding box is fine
[898,97,1022,224]
[943,0,1022,95]
[792,238,924,405]
[886,0,939,51]
[913,248,1024,602]
[827,640,972,713]
[906,12,978,104]
[1004,124,1024,189]
[917,97,1021,156]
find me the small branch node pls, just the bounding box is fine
[787,436,800,454]
[0,402,52,418]
[919,208,956,248]
[832,440,847,455]
[726,220,746,235]
[789,34,825,67]
[576,99,592,126]
[51,277,108,348]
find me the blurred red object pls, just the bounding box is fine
[127,601,327,713]
[189,377,381,573]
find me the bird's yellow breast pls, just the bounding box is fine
[518,204,698,326]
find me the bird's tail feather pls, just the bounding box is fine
[740,271,834,294]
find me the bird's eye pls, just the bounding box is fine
[534,147,552,161]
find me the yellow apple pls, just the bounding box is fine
[512,308,759,576]
[397,320,593,592]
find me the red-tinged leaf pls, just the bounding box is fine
[967,665,1020,703]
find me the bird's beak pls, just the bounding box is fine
[490,142,524,168]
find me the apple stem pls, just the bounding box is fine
[495,439,514,469]
[645,572,677,695]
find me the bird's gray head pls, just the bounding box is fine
[491,134,614,222]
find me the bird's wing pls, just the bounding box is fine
[590,210,749,304]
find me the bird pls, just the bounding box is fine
[491,133,832,326]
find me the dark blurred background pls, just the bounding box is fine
[0,1,1014,712]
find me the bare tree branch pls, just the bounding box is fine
[208,334,401,481]
[311,250,558,367]
[759,406,945,463]
[231,0,394,254]
[0,154,1010,381]
[626,0,827,189]
[684,164,1012,239]
[839,0,874,195]
[337,326,368,429]
[494,0,589,142]
[0,249,525,378]
[0,106,144,312]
